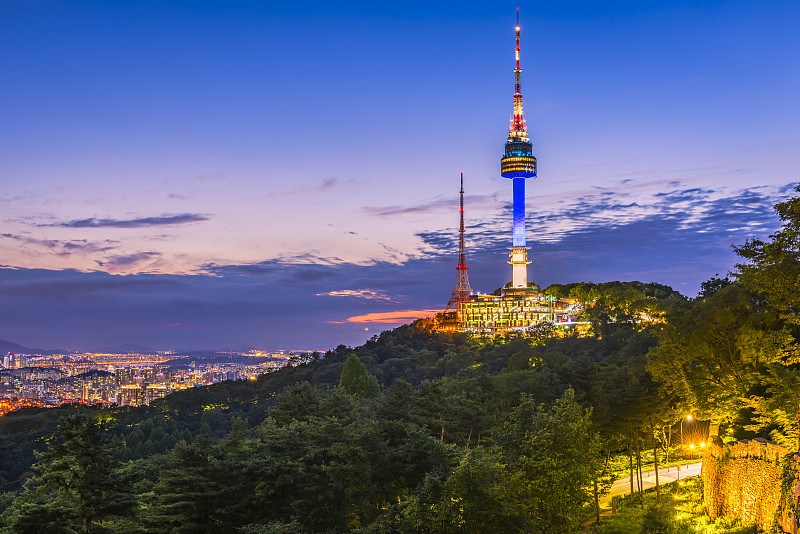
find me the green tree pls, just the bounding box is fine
[640,503,679,534]
[646,284,769,430]
[146,437,222,533]
[437,447,523,533]
[270,381,321,425]
[339,353,379,397]
[698,276,733,298]
[8,413,134,534]
[500,389,608,534]
[647,188,800,444]
[733,185,800,445]
[569,282,597,304]
[735,185,800,318]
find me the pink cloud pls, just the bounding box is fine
[329,309,440,325]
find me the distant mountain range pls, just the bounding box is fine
[0,340,67,356]
[0,340,159,355]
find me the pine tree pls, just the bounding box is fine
[339,353,379,397]
[146,437,222,533]
[9,413,134,534]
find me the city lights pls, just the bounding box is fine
[0,350,303,410]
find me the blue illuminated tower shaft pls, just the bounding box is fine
[500,10,537,289]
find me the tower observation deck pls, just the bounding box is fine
[500,9,537,290]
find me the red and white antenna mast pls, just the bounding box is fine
[447,172,472,311]
[510,7,526,136]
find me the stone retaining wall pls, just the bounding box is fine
[703,437,800,532]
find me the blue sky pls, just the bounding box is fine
[0,1,797,351]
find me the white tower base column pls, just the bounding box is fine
[508,246,531,288]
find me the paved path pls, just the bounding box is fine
[581,461,703,530]
[602,461,703,507]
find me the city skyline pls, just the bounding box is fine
[1,1,798,350]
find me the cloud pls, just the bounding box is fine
[316,289,398,302]
[203,259,343,284]
[61,241,116,252]
[202,253,357,278]
[329,309,440,325]
[408,183,790,296]
[289,267,339,283]
[47,213,210,228]
[416,230,457,255]
[200,182,790,301]
[0,233,117,254]
[98,252,161,268]
[0,272,183,299]
[1,233,63,249]
[653,187,716,202]
[364,194,496,217]
[457,184,783,251]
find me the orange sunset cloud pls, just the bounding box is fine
[329,309,441,325]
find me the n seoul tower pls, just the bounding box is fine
[500,9,537,290]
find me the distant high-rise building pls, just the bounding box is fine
[119,384,144,407]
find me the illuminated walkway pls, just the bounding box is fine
[581,461,703,530]
[602,461,702,507]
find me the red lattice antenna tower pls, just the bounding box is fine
[447,172,472,311]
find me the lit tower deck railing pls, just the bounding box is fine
[500,9,537,291]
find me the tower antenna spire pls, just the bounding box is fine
[511,8,525,136]
[447,172,472,311]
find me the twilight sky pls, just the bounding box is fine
[1,0,798,351]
